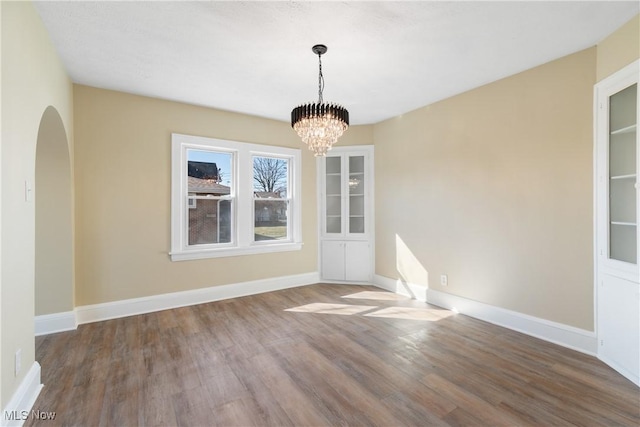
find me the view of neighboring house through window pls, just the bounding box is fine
[253,156,289,241]
[187,149,233,245]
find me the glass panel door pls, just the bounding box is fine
[609,83,637,264]
[325,156,342,234]
[348,155,365,234]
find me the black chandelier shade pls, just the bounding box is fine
[291,103,350,128]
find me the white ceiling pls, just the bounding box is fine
[34,1,639,125]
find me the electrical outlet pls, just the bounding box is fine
[440,274,448,286]
[15,349,22,376]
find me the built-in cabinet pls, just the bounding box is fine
[321,240,371,282]
[319,146,374,282]
[594,60,639,386]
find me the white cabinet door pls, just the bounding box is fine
[324,156,343,236]
[321,240,371,282]
[595,62,638,279]
[321,241,345,281]
[345,241,371,282]
[346,154,367,237]
[598,275,640,385]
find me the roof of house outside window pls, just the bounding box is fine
[254,191,282,199]
[188,176,230,195]
[188,161,219,180]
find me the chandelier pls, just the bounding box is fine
[291,44,349,156]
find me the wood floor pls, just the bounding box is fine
[27,284,639,426]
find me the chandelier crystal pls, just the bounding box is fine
[291,45,349,156]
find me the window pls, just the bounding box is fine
[171,133,301,261]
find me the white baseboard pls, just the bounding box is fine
[373,274,428,301]
[76,271,320,325]
[35,272,598,356]
[373,274,597,356]
[598,354,640,387]
[1,362,43,427]
[33,272,320,333]
[34,311,77,336]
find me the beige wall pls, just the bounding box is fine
[35,107,74,315]
[596,14,640,82]
[374,48,596,330]
[73,85,372,305]
[1,1,74,408]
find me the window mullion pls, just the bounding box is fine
[237,146,253,247]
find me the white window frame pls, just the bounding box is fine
[171,133,302,261]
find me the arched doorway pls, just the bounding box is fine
[35,106,73,319]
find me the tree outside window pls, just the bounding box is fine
[253,157,289,241]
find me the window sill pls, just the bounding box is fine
[170,242,303,261]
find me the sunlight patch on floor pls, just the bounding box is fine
[285,303,378,315]
[364,306,454,321]
[341,291,410,301]
[285,302,455,322]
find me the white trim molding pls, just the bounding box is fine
[34,311,77,336]
[373,274,428,302]
[76,272,320,325]
[1,363,43,427]
[374,274,597,355]
[170,133,303,262]
[33,272,320,335]
[598,353,639,387]
[34,272,598,357]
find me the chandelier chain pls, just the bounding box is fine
[317,53,325,104]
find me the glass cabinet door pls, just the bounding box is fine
[348,155,365,234]
[325,156,342,234]
[323,152,369,237]
[608,83,637,264]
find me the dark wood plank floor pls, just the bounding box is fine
[26,284,639,426]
